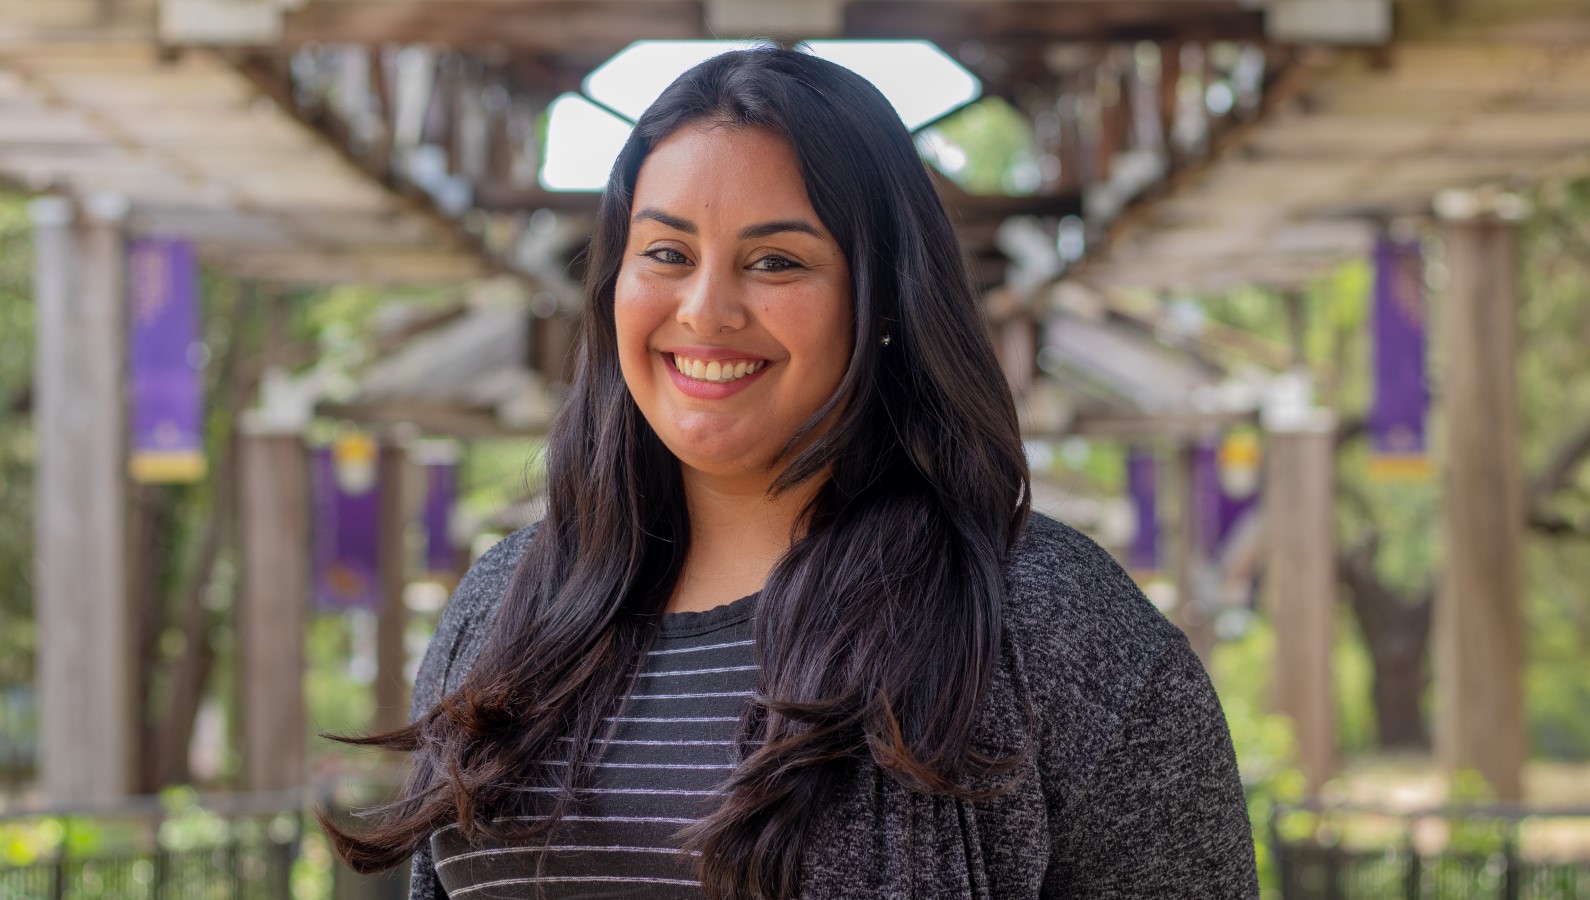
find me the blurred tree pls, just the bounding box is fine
[0,194,37,789]
[1198,175,1590,761]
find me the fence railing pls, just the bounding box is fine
[1271,800,1590,899]
[17,787,1590,898]
[0,781,406,900]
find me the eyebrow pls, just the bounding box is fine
[632,207,824,242]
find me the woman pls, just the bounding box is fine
[325,47,1258,899]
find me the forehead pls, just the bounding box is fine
[631,123,819,224]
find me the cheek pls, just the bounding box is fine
[613,270,671,360]
[782,287,853,383]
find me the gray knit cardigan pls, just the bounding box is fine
[406,513,1259,898]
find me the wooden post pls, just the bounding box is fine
[238,430,309,791]
[1158,41,1181,160]
[1174,441,1216,662]
[374,441,411,737]
[32,193,137,801]
[996,315,1037,398]
[1264,403,1337,796]
[1433,190,1528,802]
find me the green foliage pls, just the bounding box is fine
[304,613,374,765]
[1517,176,1590,761]
[459,437,545,520]
[918,96,1041,195]
[1527,538,1590,758]
[0,192,36,724]
[291,827,336,899]
[1332,606,1377,757]
[1443,768,1511,855]
[1210,618,1308,895]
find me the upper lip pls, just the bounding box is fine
[662,345,770,362]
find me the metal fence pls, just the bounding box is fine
[0,842,296,900]
[1272,801,1590,899]
[0,784,406,900]
[0,678,37,795]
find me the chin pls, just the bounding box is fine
[663,438,768,479]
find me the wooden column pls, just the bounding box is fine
[374,441,411,736]
[1173,442,1216,662]
[1434,192,1527,802]
[1264,414,1337,796]
[32,194,137,801]
[238,430,309,791]
[996,315,1037,398]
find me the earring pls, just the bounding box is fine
[880,333,892,347]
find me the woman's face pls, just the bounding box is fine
[614,123,854,483]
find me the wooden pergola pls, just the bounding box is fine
[12,0,1583,807]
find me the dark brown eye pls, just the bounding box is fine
[751,255,801,272]
[643,248,689,265]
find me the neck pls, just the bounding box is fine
[668,466,821,614]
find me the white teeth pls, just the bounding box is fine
[671,355,764,384]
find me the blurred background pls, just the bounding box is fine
[1,0,1588,896]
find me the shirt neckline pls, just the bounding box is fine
[658,591,759,638]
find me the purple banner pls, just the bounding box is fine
[127,237,206,483]
[1195,434,1262,562]
[423,461,457,574]
[1369,235,1432,479]
[312,436,383,612]
[1127,446,1159,572]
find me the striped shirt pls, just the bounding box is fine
[430,592,760,898]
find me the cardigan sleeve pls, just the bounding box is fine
[406,526,537,900]
[1044,633,1259,898]
[405,576,481,900]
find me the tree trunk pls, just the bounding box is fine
[128,480,173,794]
[1339,541,1434,751]
[152,283,254,788]
[1368,608,1432,749]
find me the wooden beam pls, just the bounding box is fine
[846,0,1266,43]
[1066,410,1257,440]
[280,0,702,51]
[227,51,502,273]
[317,401,538,438]
[1264,417,1338,797]
[223,248,488,284]
[374,441,410,737]
[1173,441,1216,662]
[32,194,137,802]
[237,430,309,792]
[1434,198,1527,803]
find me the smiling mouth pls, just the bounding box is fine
[668,353,767,384]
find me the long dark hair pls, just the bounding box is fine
[322,46,1031,899]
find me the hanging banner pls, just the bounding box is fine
[127,237,206,483]
[1195,433,1262,562]
[1126,445,1159,573]
[1369,235,1432,481]
[422,460,458,575]
[312,433,382,612]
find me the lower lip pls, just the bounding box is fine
[663,354,770,400]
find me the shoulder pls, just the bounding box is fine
[409,522,539,721]
[1002,511,1183,662]
[997,512,1190,742]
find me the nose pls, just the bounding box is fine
[674,260,747,336]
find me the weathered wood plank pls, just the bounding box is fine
[33,194,137,802]
[238,431,309,792]
[1264,420,1337,796]
[375,442,410,737]
[1434,202,1527,803]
